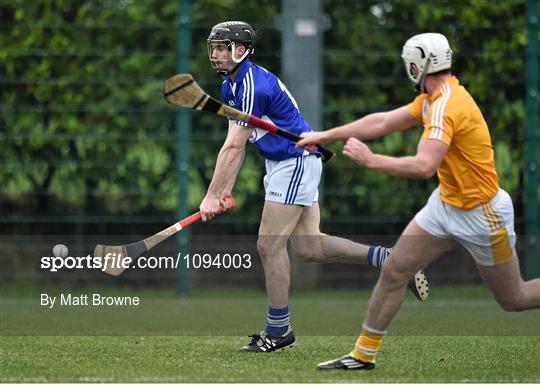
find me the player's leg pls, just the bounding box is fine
[477,256,540,311]
[239,155,312,353]
[289,202,370,263]
[363,220,455,328]
[454,188,540,311]
[238,201,303,353]
[258,201,303,309]
[318,219,455,370]
[318,188,456,370]
[289,202,429,300]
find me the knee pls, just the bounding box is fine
[290,235,323,263]
[257,238,271,261]
[257,236,285,261]
[380,261,410,287]
[495,295,527,312]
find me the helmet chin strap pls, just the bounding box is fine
[225,62,242,76]
[415,59,431,93]
[224,42,251,76]
[230,42,251,63]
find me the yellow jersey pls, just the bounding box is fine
[407,76,499,209]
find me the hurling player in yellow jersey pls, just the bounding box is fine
[298,32,540,370]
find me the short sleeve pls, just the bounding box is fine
[421,99,455,145]
[235,76,268,126]
[407,94,425,122]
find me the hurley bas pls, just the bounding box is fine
[40,293,140,309]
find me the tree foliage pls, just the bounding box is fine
[0,0,530,235]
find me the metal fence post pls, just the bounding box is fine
[175,0,192,296]
[525,0,539,279]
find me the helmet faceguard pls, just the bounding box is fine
[401,33,452,92]
[207,21,256,75]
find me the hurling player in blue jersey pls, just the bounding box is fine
[199,21,429,353]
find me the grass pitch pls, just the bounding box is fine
[2,336,539,382]
[1,286,539,382]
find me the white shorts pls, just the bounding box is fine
[263,155,322,206]
[415,187,516,266]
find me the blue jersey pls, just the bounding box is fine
[221,60,316,161]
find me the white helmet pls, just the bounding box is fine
[401,33,452,92]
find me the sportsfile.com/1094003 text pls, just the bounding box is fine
[40,253,253,272]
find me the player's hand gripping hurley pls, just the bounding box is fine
[163,74,335,163]
[93,195,236,276]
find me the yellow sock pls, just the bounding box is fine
[350,324,386,363]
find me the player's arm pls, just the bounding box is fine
[297,106,419,148]
[343,137,449,179]
[222,143,245,197]
[200,121,251,221]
